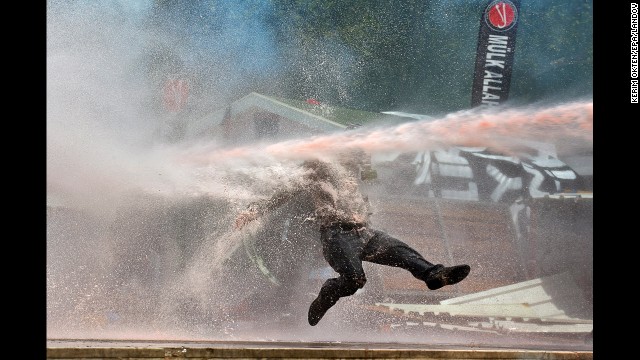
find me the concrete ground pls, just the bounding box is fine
[47,339,593,359]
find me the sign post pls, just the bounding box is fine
[471,0,521,108]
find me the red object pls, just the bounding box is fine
[486,1,516,30]
[163,78,190,112]
[306,98,321,106]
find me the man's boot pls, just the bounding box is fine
[424,264,471,290]
[308,293,338,326]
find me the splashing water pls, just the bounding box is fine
[47,99,593,344]
[176,100,592,168]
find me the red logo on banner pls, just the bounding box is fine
[163,78,190,112]
[485,1,517,31]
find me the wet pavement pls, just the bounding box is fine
[47,338,593,359]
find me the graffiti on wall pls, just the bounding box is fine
[405,140,587,245]
[410,140,585,203]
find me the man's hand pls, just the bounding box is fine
[234,210,258,230]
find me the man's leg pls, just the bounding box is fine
[362,230,470,290]
[308,227,366,326]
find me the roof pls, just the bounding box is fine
[189,92,411,134]
[267,94,402,127]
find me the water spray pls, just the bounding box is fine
[176,100,592,168]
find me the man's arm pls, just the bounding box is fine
[234,186,302,230]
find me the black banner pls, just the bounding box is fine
[471,0,521,108]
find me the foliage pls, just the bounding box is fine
[267,0,592,114]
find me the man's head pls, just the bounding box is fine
[339,124,377,181]
[336,149,377,181]
[301,158,333,182]
[336,149,365,173]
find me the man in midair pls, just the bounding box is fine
[234,153,471,326]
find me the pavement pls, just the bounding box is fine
[47,339,593,359]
